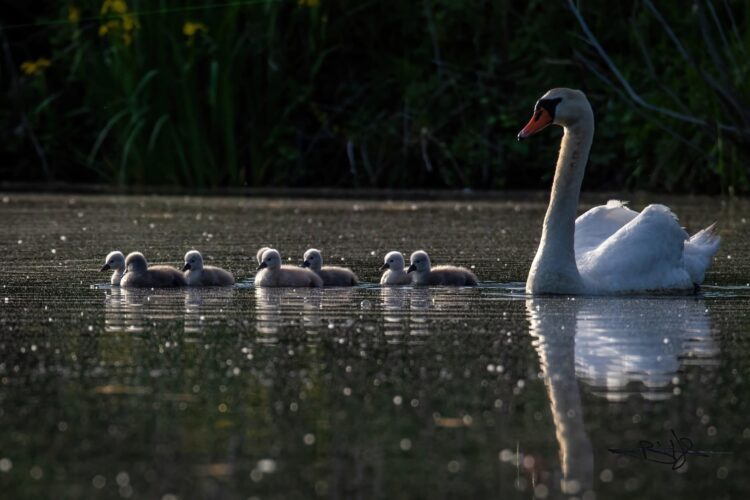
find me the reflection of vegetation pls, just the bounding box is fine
[2,1,749,193]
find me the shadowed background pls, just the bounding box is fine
[2,0,748,193]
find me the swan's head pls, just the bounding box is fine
[124,252,148,273]
[257,248,281,271]
[182,250,204,272]
[101,251,125,272]
[407,250,431,273]
[256,246,270,265]
[302,248,323,271]
[380,251,405,272]
[517,88,591,140]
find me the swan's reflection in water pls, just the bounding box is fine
[526,296,716,495]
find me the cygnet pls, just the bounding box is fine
[407,250,478,286]
[121,252,187,288]
[379,251,412,285]
[302,248,358,286]
[100,250,126,285]
[256,246,270,265]
[182,250,235,286]
[255,248,323,287]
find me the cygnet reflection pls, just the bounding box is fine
[183,287,237,333]
[254,287,323,341]
[103,287,187,333]
[381,287,410,341]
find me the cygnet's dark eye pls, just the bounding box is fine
[389,259,393,263]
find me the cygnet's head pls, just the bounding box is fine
[257,248,281,271]
[101,251,125,272]
[124,252,148,273]
[256,246,270,265]
[380,251,405,272]
[517,88,592,140]
[408,250,431,273]
[182,250,204,272]
[302,248,323,271]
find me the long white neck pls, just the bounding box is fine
[527,113,594,294]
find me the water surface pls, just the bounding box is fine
[1,193,749,499]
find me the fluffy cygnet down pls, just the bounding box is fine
[302,248,358,286]
[101,250,126,285]
[379,251,412,285]
[408,250,478,286]
[256,246,270,265]
[255,248,323,287]
[121,252,188,288]
[182,250,235,286]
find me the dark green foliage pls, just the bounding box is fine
[1,0,748,193]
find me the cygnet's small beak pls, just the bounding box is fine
[257,262,268,271]
[407,264,417,273]
[301,260,311,268]
[379,262,390,271]
[181,263,191,272]
[100,264,110,272]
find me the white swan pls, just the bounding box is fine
[518,88,720,294]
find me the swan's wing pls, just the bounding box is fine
[576,204,692,292]
[574,200,639,256]
[683,222,720,284]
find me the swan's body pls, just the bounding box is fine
[380,251,412,285]
[519,88,720,295]
[121,252,187,288]
[256,248,323,287]
[408,250,478,286]
[302,248,358,286]
[101,250,126,285]
[182,250,235,286]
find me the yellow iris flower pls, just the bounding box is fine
[183,22,208,37]
[99,0,138,45]
[20,58,51,76]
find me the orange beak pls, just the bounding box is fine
[517,108,553,140]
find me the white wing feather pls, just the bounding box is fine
[576,204,693,292]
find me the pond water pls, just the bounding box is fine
[1,192,749,499]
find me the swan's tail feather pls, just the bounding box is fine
[684,222,721,284]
